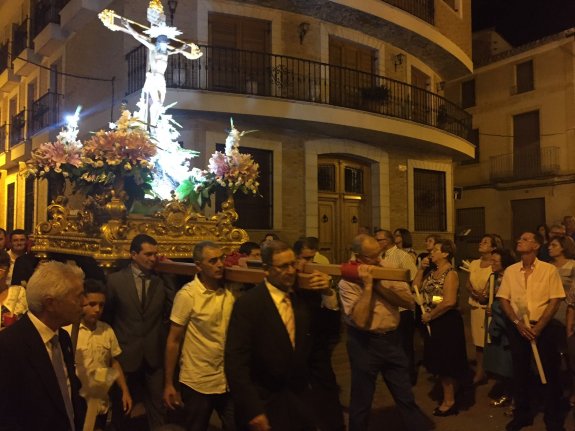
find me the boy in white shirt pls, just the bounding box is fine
[66,279,132,430]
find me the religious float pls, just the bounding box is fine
[20,0,412,287]
[21,0,259,269]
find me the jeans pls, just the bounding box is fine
[346,325,429,431]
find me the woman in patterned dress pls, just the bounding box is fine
[414,239,467,416]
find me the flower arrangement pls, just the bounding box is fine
[75,109,158,201]
[176,119,260,210]
[20,109,83,180]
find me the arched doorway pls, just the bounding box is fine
[317,156,372,263]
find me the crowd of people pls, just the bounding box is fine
[0,221,573,431]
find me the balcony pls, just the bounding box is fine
[0,124,6,152]
[0,42,21,92]
[380,0,434,24]
[33,0,69,56]
[489,146,560,182]
[12,18,42,77]
[10,110,27,147]
[0,42,8,75]
[126,45,471,140]
[29,92,61,136]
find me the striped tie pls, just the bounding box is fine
[280,294,296,348]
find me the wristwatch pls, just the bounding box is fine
[512,318,520,326]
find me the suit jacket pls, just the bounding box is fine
[10,253,39,286]
[0,314,86,431]
[225,282,317,430]
[105,266,174,372]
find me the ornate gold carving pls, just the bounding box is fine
[33,192,249,268]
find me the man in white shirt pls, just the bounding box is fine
[163,241,237,431]
[339,235,428,431]
[497,231,565,431]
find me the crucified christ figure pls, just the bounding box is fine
[99,1,202,128]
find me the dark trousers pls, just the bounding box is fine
[346,325,429,431]
[308,308,345,431]
[180,385,235,431]
[507,319,564,431]
[398,309,416,384]
[110,363,165,431]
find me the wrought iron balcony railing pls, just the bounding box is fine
[380,0,434,24]
[12,18,31,57]
[0,42,9,74]
[0,124,6,152]
[33,0,70,38]
[30,91,60,136]
[126,45,472,140]
[489,146,560,182]
[10,110,26,147]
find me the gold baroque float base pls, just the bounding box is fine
[32,194,248,268]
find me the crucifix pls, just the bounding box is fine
[99,0,202,128]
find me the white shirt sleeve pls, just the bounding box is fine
[170,288,194,326]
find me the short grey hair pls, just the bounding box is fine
[26,261,85,314]
[193,241,220,262]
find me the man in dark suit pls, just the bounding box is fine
[0,260,87,431]
[106,234,174,430]
[225,240,333,431]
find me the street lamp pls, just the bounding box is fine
[167,0,178,26]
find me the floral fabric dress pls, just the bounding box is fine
[422,268,468,378]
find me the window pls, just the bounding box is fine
[215,145,273,230]
[413,169,446,231]
[461,79,475,109]
[456,207,485,242]
[318,164,336,192]
[344,167,363,194]
[329,37,376,108]
[6,183,15,233]
[208,13,271,94]
[513,110,539,178]
[515,60,534,94]
[461,128,480,165]
[24,177,35,233]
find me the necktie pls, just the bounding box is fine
[140,274,148,309]
[280,294,296,348]
[50,335,75,430]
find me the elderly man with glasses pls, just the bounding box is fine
[497,231,565,431]
[339,234,429,431]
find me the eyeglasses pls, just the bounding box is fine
[356,253,380,263]
[517,237,535,243]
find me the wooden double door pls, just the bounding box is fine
[317,157,372,264]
